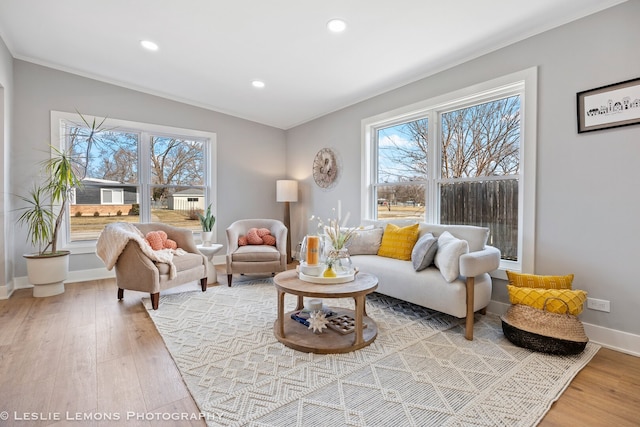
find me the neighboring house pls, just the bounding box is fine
[168,188,204,211]
[73,178,138,206]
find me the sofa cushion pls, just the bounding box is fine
[377,223,420,261]
[434,231,469,282]
[155,252,203,275]
[506,271,574,290]
[411,232,438,271]
[346,227,384,255]
[361,220,489,252]
[350,254,494,318]
[232,245,281,262]
[507,285,587,315]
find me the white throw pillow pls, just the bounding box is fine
[434,231,469,282]
[411,232,438,271]
[346,227,384,255]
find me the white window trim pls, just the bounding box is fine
[361,68,537,277]
[100,188,124,205]
[51,111,218,254]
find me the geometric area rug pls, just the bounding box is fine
[144,278,600,427]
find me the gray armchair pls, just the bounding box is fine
[104,223,207,309]
[226,219,287,286]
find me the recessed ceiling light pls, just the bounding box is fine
[327,19,347,33]
[140,40,159,51]
[252,80,266,89]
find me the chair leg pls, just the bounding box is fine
[200,277,207,292]
[117,288,124,300]
[150,293,160,310]
[465,277,475,340]
[227,274,232,287]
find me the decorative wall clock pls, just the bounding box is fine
[312,148,339,189]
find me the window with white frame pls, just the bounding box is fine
[51,111,217,248]
[362,69,537,273]
[100,188,124,205]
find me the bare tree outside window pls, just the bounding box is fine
[441,96,520,179]
[150,136,204,203]
[66,123,207,241]
[375,95,520,260]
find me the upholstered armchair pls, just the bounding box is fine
[226,219,287,286]
[98,222,207,310]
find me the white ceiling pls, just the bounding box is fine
[0,0,626,129]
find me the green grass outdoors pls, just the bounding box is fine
[70,205,425,241]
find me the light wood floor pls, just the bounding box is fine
[1,270,639,426]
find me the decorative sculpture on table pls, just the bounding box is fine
[308,311,329,333]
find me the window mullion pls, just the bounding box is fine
[427,110,439,224]
[139,131,151,223]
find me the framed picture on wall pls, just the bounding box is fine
[577,77,640,133]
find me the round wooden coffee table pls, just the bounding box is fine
[273,269,378,354]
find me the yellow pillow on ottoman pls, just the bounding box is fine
[506,271,574,289]
[376,223,420,261]
[507,285,587,315]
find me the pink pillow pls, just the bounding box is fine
[246,228,263,245]
[238,236,248,246]
[145,230,178,250]
[262,234,276,246]
[145,231,165,250]
[164,239,177,250]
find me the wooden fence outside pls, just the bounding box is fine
[440,179,518,260]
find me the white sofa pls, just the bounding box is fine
[347,220,501,340]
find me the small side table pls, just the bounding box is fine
[197,243,223,284]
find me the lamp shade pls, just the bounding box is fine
[276,180,298,202]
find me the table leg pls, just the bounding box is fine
[354,295,364,346]
[277,289,286,338]
[296,295,304,311]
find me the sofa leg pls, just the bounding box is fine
[227,274,232,287]
[117,288,124,300]
[479,307,487,315]
[465,277,475,341]
[200,277,207,292]
[150,293,160,310]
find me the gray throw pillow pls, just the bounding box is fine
[411,232,438,271]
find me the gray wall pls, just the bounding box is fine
[285,2,640,335]
[11,60,286,277]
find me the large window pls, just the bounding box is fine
[362,69,537,273]
[51,111,216,250]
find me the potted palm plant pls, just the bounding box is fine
[17,114,105,297]
[197,204,216,246]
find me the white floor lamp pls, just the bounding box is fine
[276,180,298,264]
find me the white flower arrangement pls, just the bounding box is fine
[309,208,357,250]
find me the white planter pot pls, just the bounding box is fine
[24,251,70,297]
[201,231,214,247]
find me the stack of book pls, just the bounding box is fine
[290,308,336,327]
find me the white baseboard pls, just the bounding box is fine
[12,267,116,292]
[68,267,116,283]
[487,301,640,357]
[0,280,15,299]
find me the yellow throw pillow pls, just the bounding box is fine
[506,270,574,290]
[376,223,420,261]
[507,285,587,315]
